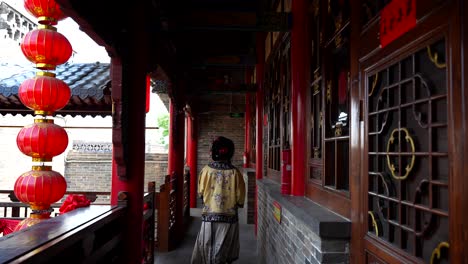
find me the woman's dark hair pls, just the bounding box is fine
[211,136,235,161]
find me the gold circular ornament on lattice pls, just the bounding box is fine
[386,128,415,180]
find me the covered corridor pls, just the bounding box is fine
[155,210,257,264]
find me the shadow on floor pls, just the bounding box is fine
[155,209,257,264]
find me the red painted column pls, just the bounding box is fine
[255,33,265,236]
[188,116,198,208]
[256,34,265,180]
[111,57,124,206]
[167,98,186,236]
[167,101,177,176]
[290,0,308,196]
[245,70,252,168]
[110,53,147,261]
[185,116,190,165]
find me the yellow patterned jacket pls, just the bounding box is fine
[198,161,245,223]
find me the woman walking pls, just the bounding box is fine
[191,136,246,264]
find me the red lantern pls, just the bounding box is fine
[21,25,72,70]
[19,72,71,115]
[17,119,68,162]
[14,165,67,211]
[24,0,66,25]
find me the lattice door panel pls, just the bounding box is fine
[366,38,449,262]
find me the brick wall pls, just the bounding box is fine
[196,113,245,174]
[64,143,168,203]
[257,179,350,264]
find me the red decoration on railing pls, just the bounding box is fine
[21,25,72,70]
[14,166,67,211]
[19,72,71,115]
[24,0,66,25]
[0,219,21,235]
[59,195,91,214]
[17,119,68,162]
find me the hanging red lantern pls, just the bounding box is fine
[24,0,66,25]
[21,25,72,70]
[17,119,68,162]
[19,72,71,115]
[14,165,67,211]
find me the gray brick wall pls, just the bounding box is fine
[196,113,245,174]
[257,181,349,264]
[64,151,168,203]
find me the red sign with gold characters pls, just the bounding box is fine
[380,0,416,48]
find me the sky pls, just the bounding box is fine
[0,0,169,122]
[2,0,110,63]
[0,1,169,191]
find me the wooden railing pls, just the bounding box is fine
[142,182,156,264]
[183,168,190,218]
[155,175,176,252]
[0,204,127,263]
[0,183,158,263]
[0,190,110,218]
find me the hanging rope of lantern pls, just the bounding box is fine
[13,0,72,231]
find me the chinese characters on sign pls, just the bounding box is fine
[380,0,416,48]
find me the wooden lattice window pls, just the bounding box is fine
[308,0,350,195]
[264,37,291,181]
[366,38,449,262]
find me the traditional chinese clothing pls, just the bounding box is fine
[191,161,246,264]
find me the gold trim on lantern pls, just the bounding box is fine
[36,71,56,78]
[34,119,54,124]
[34,110,55,116]
[30,204,49,211]
[430,242,449,264]
[36,63,57,71]
[32,157,53,162]
[32,165,52,171]
[386,128,416,180]
[38,24,57,31]
[30,213,51,219]
[38,16,58,25]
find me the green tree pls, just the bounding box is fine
[157,114,169,146]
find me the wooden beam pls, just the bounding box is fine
[183,11,290,32]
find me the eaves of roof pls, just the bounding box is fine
[0,62,111,117]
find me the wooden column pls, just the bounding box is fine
[245,70,252,168]
[167,98,185,235]
[110,57,125,206]
[110,53,147,261]
[255,34,265,180]
[187,116,198,208]
[255,33,265,235]
[290,0,307,196]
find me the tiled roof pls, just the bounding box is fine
[0,62,111,117]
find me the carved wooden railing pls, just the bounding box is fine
[155,175,176,252]
[155,171,192,252]
[142,182,156,264]
[0,204,127,263]
[183,168,190,218]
